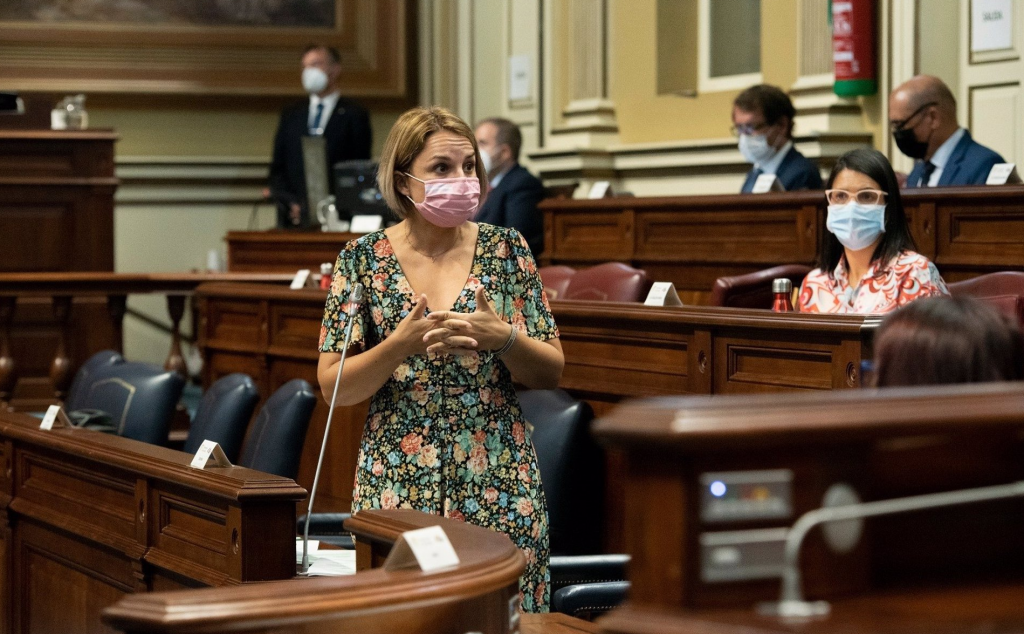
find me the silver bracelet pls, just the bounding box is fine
[496,325,517,357]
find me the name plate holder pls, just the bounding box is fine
[986,163,1022,185]
[290,269,315,289]
[190,440,233,469]
[383,525,460,572]
[350,215,384,234]
[752,173,785,193]
[39,405,72,430]
[645,281,684,307]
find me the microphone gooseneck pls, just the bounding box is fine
[301,282,364,573]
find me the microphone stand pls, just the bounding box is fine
[300,283,364,574]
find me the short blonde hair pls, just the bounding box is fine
[377,106,488,219]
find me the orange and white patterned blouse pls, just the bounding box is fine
[798,250,949,314]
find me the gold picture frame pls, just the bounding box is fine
[0,0,411,100]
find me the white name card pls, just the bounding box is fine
[189,440,233,469]
[752,173,785,193]
[986,163,1021,185]
[39,405,71,430]
[588,181,612,199]
[350,214,383,234]
[290,269,312,289]
[384,525,460,572]
[644,282,684,307]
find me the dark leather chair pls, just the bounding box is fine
[238,379,316,479]
[65,349,125,411]
[183,373,260,463]
[78,361,186,445]
[561,262,651,302]
[709,264,812,309]
[538,265,576,301]
[948,271,1024,327]
[518,388,603,556]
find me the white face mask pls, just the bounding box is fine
[302,67,329,95]
[480,148,495,175]
[738,133,777,166]
[826,202,887,251]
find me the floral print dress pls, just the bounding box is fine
[798,250,949,314]
[318,223,558,612]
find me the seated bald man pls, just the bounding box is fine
[889,75,1004,187]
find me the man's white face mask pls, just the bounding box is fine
[302,67,329,95]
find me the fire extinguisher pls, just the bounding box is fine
[832,0,877,97]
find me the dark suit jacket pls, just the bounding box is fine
[475,164,546,256]
[740,145,823,193]
[906,130,1004,187]
[268,96,372,227]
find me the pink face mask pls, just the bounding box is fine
[403,174,481,228]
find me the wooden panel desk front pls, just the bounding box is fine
[0,130,119,406]
[592,384,1024,633]
[194,282,877,535]
[541,185,1024,304]
[226,230,360,273]
[104,509,527,634]
[0,409,306,634]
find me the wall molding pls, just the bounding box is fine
[115,157,268,205]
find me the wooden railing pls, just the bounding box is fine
[0,272,294,409]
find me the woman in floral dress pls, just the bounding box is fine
[317,106,564,612]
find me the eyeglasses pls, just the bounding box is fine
[888,101,937,132]
[730,122,771,137]
[826,189,887,205]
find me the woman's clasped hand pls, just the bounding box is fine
[419,286,513,356]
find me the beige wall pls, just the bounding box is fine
[611,0,801,145]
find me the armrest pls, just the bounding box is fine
[550,554,629,591]
[551,581,630,621]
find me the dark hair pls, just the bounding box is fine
[477,117,523,162]
[733,84,796,137]
[873,296,1024,387]
[816,148,917,277]
[303,43,341,64]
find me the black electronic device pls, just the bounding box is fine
[332,160,394,221]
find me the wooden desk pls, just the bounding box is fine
[0,409,306,634]
[592,383,1024,632]
[104,509,527,634]
[194,282,878,553]
[0,130,119,407]
[225,230,361,273]
[541,186,1024,304]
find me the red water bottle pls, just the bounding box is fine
[772,278,794,312]
[319,262,333,290]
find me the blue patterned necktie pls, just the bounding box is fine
[920,161,936,187]
[309,102,324,135]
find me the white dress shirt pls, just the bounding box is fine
[308,91,341,135]
[758,140,794,174]
[924,127,966,186]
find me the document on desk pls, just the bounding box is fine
[296,539,357,575]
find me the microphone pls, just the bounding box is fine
[301,282,364,573]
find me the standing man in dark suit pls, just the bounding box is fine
[889,75,1004,187]
[733,85,823,193]
[474,117,546,255]
[268,44,372,228]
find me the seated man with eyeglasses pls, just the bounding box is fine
[733,84,823,193]
[798,148,949,314]
[889,75,1004,187]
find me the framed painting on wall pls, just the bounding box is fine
[0,0,412,100]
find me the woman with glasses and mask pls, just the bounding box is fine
[317,106,563,612]
[798,148,949,313]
